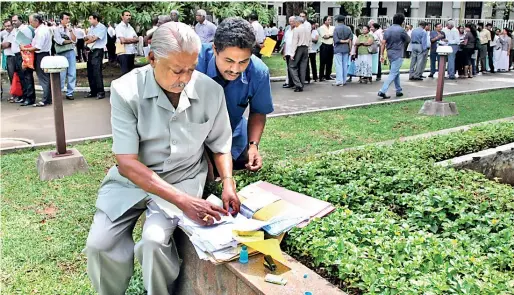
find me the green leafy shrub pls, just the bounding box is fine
[237,122,514,294]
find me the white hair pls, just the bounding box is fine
[151,22,201,59]
[447,20,455,27]
[197,9,207,17]
[170,10,179,15]
[289,16,295,21]
[368,19,375,26]
[295,16,304,23]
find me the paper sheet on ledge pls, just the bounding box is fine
[242,239,286,264]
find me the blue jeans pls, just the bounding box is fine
[430,51,440,75]
[379,58,403,94]
[334,53,349,84]
[447,45,459,78]
[58,49,77,97]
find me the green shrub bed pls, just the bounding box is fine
[237,122,514,294]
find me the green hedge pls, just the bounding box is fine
[236,122,514,294]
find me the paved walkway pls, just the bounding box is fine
[1,71,513,144]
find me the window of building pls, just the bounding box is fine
[465,2,483,18]
[425,1,443,17]
[396,2,411,17]
[361,1,371,17]
[278,7,282,15]
[378,2,388,16]
[328,7,334,16]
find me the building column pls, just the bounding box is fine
[495,2,506,19]
[370,1,379,18]
[452,1,461,22]
[410,1,420,18]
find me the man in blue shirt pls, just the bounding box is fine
[196,17,274,176]
[409,21,428,81]
[378,13,410,99]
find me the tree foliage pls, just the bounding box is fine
[337,1,365,18]
[0,1,276,30]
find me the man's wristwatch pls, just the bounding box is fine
[249,141,259,150]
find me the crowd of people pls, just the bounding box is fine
[1,9,513,106]
[278,12,513,98]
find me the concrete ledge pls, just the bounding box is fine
[436,142,514,185]
[173,229,345,295]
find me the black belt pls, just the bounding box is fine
[14,52,21,56]
[411,42,421,44]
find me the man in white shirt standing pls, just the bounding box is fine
[1,20,18,102]
[116,10,139,75]
[10,14,36,106]
[249,13,265,58]
[54,12,77,100]
[74,24,87,62]
[85,12,108,99]
[106,22,116,63]
[442,20,459,80]
[281,16,296,88]
[21,13,53,107]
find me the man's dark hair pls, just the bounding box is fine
[152,16,159,26]
[89,12,101,22]
[60,12,71,20]
[3,19,11,26]
[249,13,258,21]
[486,22,492,27]
[11,14,24,22]
[336,15,345,23]
[373,23,380,29]
[323,16,330,23]
[478,22,484,27]
[121,10,131,16]
[392,13,405,26]
[300,11,307,16]
[214,17,256,53]
[435,23,442,28]
[418,21,426,27]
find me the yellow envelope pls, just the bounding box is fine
[260,37,277,57]
[242,239,286,264]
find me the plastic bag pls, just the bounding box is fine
[21,45,35,69]
[10,72,23,97]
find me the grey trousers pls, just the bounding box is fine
[409,44,424,79]
[290,46,309,88]
[86,199,181,295]
[419,50,429,77]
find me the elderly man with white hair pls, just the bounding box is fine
[170,9,179,22]
[195,9,217,43]
[442,20,460,79]
[85,22,239,295]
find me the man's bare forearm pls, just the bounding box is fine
[212,153,233,180]
[248,113,266,143]
[117,155,188,208]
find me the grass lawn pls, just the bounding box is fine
[262,53,420,77]
[1,89,514,294]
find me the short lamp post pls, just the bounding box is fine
[36,56,89,181]
[419,45,459,116]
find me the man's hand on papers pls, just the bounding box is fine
[246,145,263,172]
[180,196,228,226]
[222,180,240,215]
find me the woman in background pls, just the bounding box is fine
[354,25,374,84]
[462,23,477,78]
[456,26,466,78]
[347,24,358,83]
[498,28,512,71]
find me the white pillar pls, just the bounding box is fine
[370,1,379,18]
[452,1,461,22]
[410,1,420,18]
[495,2,506,19]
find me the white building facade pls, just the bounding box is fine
[268,1,514,28]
